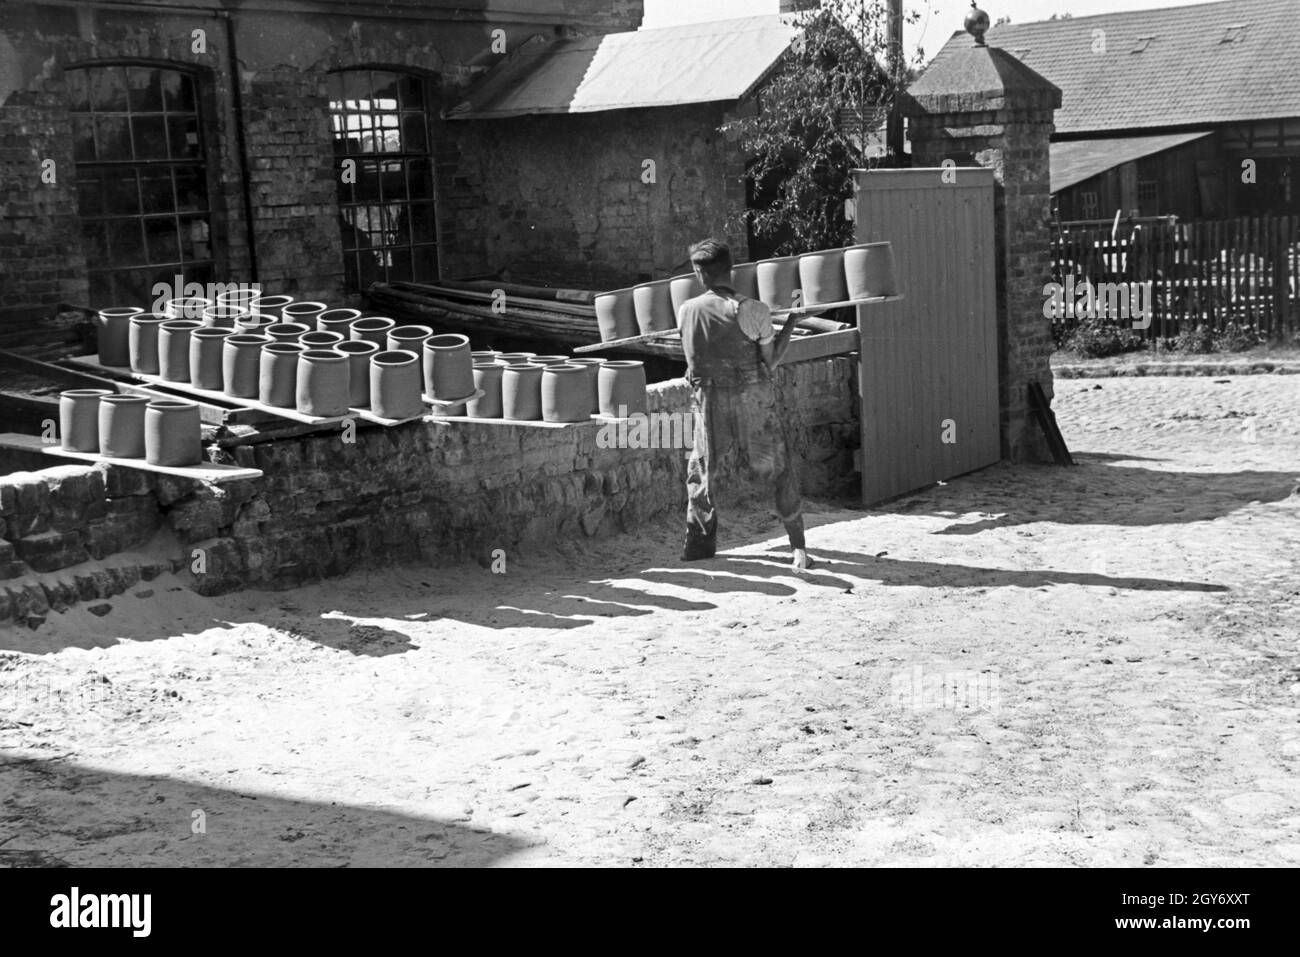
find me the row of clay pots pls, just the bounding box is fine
[59,390,202,467]
[591,240,898,340]
[460,351,647,422]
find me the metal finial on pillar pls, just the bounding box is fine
[965,2,990,46]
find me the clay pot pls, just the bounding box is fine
[541,364,591,423]
[296,348,351,417]
[529,355,569,366]
[158,319,200,382]
[501,362,543,421]
[235,311,276,332]
[129,313,169,374]
[144,399,202,467]
[669,274,705,323]
[98,393,150,458]
[423,333,475,401]
[300,330,344,349]
[350,316,395,349]
[259,342,305,409]
[163,297,211,320]
[843,241,898,300]
[281,301,329,330]
[249,294,294,321]
[216,288,260,310]
[96,307,142,367]
[370,349,424,420]
[222,333,270,398]
[467,360,504,418]
[594,288,637,342]
[798,248,848,306]
[756,255,801,309]
[319,309,363,338]
[265,322,309,343]
[387,324,433,353]
[495,352,535,363]
[565,357,605,414]
[189,327,233,390]
[202,304,248,328]
[598,360,647,417]
[471,350,500,362]
[632,279,675,334]
[59,389,111,452]
[730,262,760,300]
[334,339,378,409]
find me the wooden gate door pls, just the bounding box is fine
[853,168,1000,504]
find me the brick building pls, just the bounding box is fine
[0,1,798,350]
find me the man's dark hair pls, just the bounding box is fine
[689,239,733,278]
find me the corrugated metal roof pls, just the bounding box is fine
[928,0,1300,134]
[447,15,800,119]
[1051,131,1213,192]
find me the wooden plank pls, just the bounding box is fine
[0,433,263,482]
[425,414,601,429]
[781,328,860,363]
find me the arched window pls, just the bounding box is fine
[328,69,438,290]
[67,64,214,305]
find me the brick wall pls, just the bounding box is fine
[0,357,858,624]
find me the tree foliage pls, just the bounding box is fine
[722,0,917,256]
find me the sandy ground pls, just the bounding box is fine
[2,375,1298,867]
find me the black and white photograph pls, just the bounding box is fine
[0,0,1295,908]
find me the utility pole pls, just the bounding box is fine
[886,0,905,165]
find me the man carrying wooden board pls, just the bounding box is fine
[676,239,807,570]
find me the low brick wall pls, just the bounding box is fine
[0,357,858,624]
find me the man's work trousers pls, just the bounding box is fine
[685,376,805,554]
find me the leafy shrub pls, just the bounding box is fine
[1172,324,1216,354]
[1214,322,1265,353]
[1065,318,1146,358]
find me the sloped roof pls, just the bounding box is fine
[1051,131,1213,191]
[448,15,800,118]
[927,0,1300,134]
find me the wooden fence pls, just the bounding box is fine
[1049,215,1300,341]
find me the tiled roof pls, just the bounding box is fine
[926,0,1300,134]
[1051,131,1213,191]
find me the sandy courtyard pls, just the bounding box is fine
[2,374,1298,867]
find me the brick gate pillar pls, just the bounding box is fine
[900,7,1062,463]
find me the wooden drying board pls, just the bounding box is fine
[0,432,263,482]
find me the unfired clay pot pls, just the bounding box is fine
[730,262,760,300]
[502,362,543,421]
[541,364,591,423]
[97,307,142,367]
[632,279,675,334]
[265,322,309,343]
[259,341,305,409]
[164,297,212,320]
[334,339,378,409]
[296,348,351,417]
[223,333,270,398]
[281,301,329,330]
[598,360,647,417]
[216,288,260,310]
[350,316,395,349]
[565,357,605,414]
[370,349,423,420]
[798,248,848,306]
[190,327,233,390]
[495,352,535,363]
[423,333,475,401]
[59,389,112,452]
[594,288,637,342]
[468,360,504,418]
[471,350,500,362]
[387,324,433,353]
[158,319,200,382]
[129,314,169,374]
[756,255,801,309]
[202,305,248,328]
[144,399,202,467]
[236,312,276,332]
[843,241,898,300]
[319,310,363,338]
[98,393,150,458]
[300,330,344,348]
[529,355,569,366]
[249,294,294,320]
[669,274,705,323]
